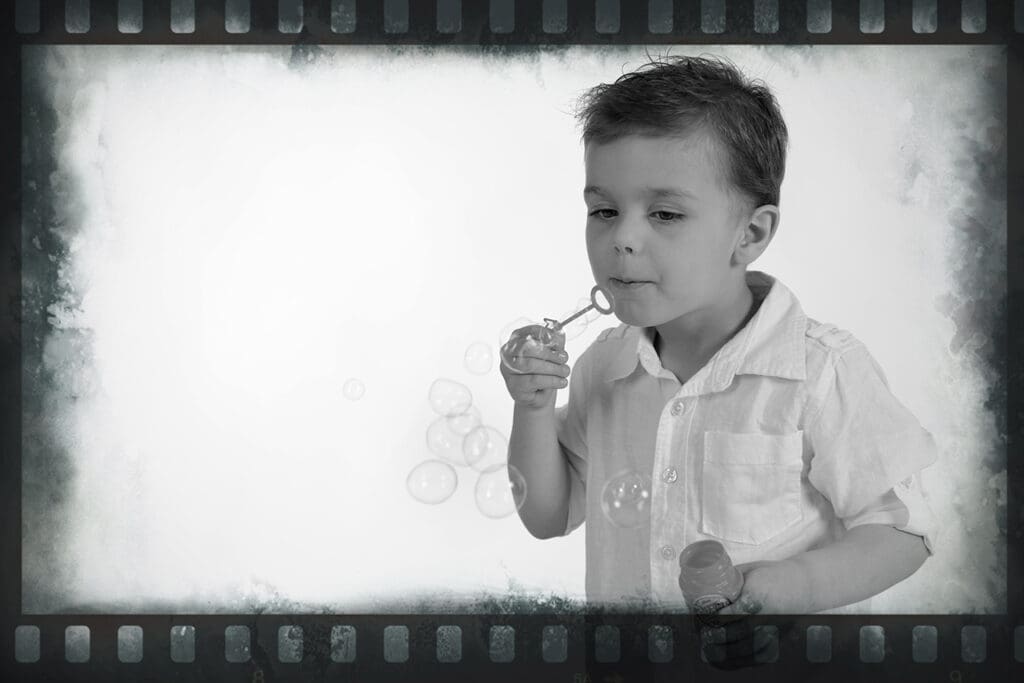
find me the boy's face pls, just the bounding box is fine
[583,132,749,328]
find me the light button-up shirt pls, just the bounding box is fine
[555,271,938,610]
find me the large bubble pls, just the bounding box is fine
[342,378,365,400]
[426,416,468,466]
[447,405,481,436]
[462,425,509,472]
[424,407,483,467]
[464,341,493,374]
[428,378,472,416]
[558,306,589,341]
[600,470,652,529]
[475,463,528,519]
[406,460,458,504]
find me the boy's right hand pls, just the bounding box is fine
[500,325,571,411]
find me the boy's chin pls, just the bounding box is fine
[610,305,661,328]
[614,312,655,328]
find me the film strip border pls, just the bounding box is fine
[1,1,1022,681]
[5,615,1022,678]
[3,0,1024,42]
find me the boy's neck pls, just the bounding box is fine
[652,275,757,375]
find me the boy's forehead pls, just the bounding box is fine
[583,132,726,194]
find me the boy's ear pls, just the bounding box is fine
[732,205,780,266]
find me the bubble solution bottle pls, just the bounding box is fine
[678,540,744,615]
[500,323,561,374]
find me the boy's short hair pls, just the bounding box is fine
[574,54,789,211]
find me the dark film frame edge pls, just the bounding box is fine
[0,1,1020,681]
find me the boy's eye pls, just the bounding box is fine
[589,209,617,219]
[652,211,684,221]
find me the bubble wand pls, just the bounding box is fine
[501,285,614,373]
[541,284,615,333]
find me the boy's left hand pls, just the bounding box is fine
[697,560,806,669]
[716,559,809,615]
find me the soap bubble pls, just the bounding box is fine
[559,306,589,341]
[426,416,469,466]
[500,325,560,374]
[447,405,482,436]
[499,317,537,348]
[428,378,472,416]
[475,463,528,519]
[406,460,458,504]
[342,378,365,400]
[600,469,652,528]
[464,341,493,374]
[463,425,509,471]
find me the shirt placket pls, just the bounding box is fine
[650,390,697,607]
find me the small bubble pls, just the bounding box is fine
[406,460,458,504]
[428,378,472,416]
[475,463,528,519]
[464,341,493,374]
[600,470,652,528]
[463,425,509,471]
[447,405,482,436]
[342,378,365,400]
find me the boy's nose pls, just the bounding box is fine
[612,215,645,254]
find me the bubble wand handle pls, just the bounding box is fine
[543,305,593,332]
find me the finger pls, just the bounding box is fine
[512,337,568,363]
[513,324,560,343]
[705,641,771,670]
[733,561,775,575]
[528,374,568,391]
[507,358,570,378]
[718,592,763,616]
[724,625,776,658]
[720,617,756,645]
[510,375,568,399]
[702,625,773,670]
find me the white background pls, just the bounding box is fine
[28,44,1005,613]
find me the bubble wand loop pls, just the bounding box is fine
[542,284,615,332]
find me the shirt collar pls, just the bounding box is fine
[602,271,808,392]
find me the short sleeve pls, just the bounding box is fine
[807,343,939,548]
[840,472,938,554]
[555,350,591,537]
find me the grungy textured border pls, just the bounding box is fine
[0,1,1020,681]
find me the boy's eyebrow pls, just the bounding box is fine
[583,185,697,200]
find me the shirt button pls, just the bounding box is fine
[661,467,678,484]
[670,399,686,416]
[659,545,676,561]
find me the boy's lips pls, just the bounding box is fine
[610,277,653,291]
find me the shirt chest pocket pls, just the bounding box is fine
[700,431,805,546]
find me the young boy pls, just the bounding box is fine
[501,55,937,614]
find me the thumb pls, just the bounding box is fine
[733,560,775,576]
[717,593,763,616]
